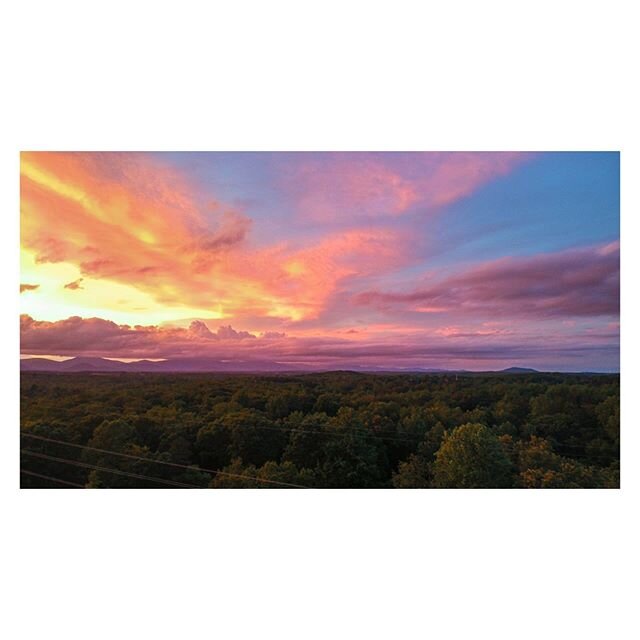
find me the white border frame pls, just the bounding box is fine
[2,2,637,639]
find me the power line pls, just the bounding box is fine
[21,449,201,488]
[21,428,617,477]
[21,427,616,492]
[21,433,308,488]
[21,468,85,488]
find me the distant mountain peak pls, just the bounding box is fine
[20,358,543,374]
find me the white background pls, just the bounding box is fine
[1,1,637,639]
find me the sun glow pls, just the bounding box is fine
[20,249,224,325]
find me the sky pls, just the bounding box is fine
[20,151,620,371]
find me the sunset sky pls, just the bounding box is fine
[20,151,619,371]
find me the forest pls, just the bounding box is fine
[20,371,620,489]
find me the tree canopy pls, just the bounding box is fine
[20,371,619,489]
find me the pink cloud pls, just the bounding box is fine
[20,314,619,371]
[281,152,530,221]
[21,315,264,359]
[223,227,413,322]
[435,326,511,338]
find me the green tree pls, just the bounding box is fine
[83,419,163,488]
[209,458,260,488]
[433,423,513,488]
[515,436,619,488]
[391,422,446,488]
[313,393,339,416]
[195,422,232,470]
[392,453,431,488]
[224,410,288,467]
[281,412,330,469]
[596,395,620,447]
[316,430,387,488]
[256,461,314,488]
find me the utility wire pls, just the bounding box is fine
[21,428,617,472]
[21,468,85,488]
[21,433,308,488]
[21,449,201,488]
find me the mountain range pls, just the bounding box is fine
[20,356,541,374]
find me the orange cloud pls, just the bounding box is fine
[259,228,409,320]
[20,153,413,325]
[63,278,84,290]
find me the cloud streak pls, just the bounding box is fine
[356,242,619,320]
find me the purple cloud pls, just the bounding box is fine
[20,313,619,371]
[356,242,619,320]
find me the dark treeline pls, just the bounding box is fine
[20,371,620,489]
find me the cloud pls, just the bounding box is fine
[196,211,252,252]
[21,152,252,305]
[20,313,619,371]
[20,315,267,360]
[64,278,84,290]
[188,320,215,338]
[260,228,411,320]
[186,321,256,340]
[356,242,619,320]
[21,315,133,354]
[20,152,414,323]
[281,152,530,221]
[215,324,256,340]
[20,283,40,293]
[19,152,619,372]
